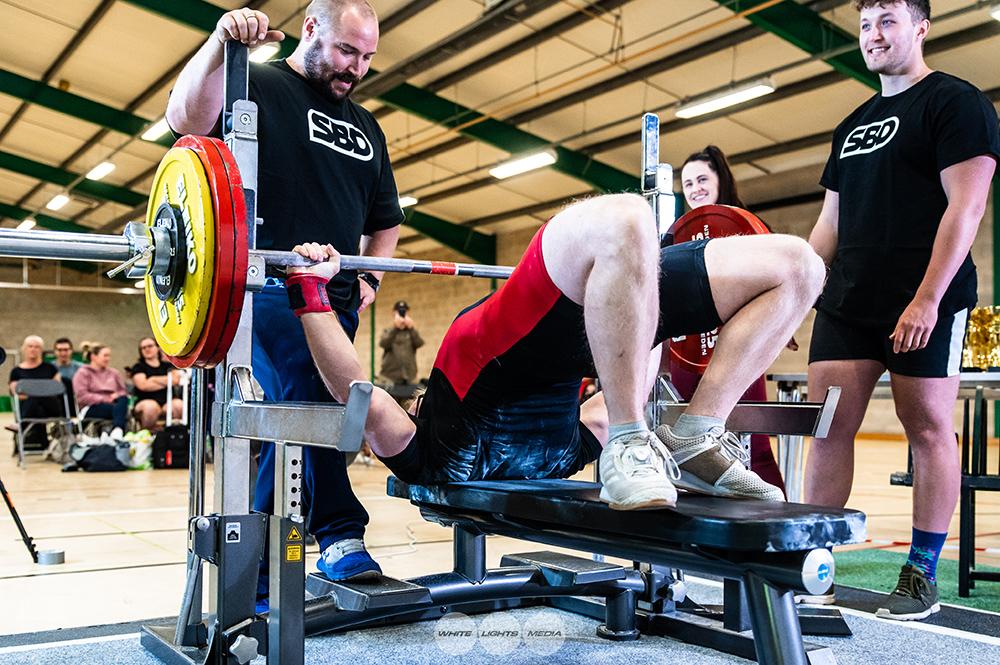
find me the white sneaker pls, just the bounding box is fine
[654,425,785,501]
[599,430,679,510]
[109,427,124,441]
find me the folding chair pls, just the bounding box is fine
[12,379,75,468]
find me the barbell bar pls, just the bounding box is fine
[0,228,515,281]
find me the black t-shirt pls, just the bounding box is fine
[130,360,171,404]
[10,363,59,385]
[229,60,403,310]
[819,71,1000,326]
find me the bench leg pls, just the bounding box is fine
[744,572,808,665]
[597,589,639,641]
[959,483,972,597]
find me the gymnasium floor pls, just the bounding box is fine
[1,411,998,663]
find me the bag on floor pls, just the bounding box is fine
[152,425,189,469]
[70,442,128,472]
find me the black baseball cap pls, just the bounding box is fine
[394,301,409,312]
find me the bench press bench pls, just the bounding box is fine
[304,477,865,664]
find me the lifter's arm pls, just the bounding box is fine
[808,189,839,267]
[166,9,284,136]
[891,155,996,353]
[290,243,416,457]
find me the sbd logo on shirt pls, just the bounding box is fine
[307,109,374,161]
[840,116,899,158]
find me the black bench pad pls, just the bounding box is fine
[389,478,866,553]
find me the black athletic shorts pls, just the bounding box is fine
[808,308,968,378]
[380,228,721,484]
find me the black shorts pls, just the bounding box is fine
[656,238,722,342]
[808,308,968,378]
[380,230,720,484]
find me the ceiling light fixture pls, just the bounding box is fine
[675,77,776,119]
[399,195,419,208]
[45,194,70,211]
[489,149,558,180]
[85,161,116,181]
[16,218,36,231]
[141,117,171,142]
[250,43,281,62]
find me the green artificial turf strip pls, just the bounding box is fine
[834,548,1000,612]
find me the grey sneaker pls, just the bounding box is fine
[599,430,680,511]
[875,564,940,621]
[654,425,784,501]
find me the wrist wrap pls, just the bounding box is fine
[286,273,332,317]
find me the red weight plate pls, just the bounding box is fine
[668,204,769,243]
[166,136,243,369]
[667,205,769,374]
[195,137,248,367]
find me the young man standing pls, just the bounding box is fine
[805,0,1000,620]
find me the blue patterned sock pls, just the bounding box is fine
[906,528,947,583]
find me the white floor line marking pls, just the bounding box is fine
[684,575,1000,647]
[0,506,183,521]
[833,606,1000,646]
[0,632,138,654]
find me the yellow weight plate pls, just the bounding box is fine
[144,147,216,357]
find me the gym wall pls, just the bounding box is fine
[0,259,150,379]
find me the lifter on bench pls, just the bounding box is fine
[283,192,824,507]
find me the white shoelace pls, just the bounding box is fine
[706,428,751,466]
[622,436,681,481]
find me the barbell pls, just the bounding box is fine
[0,136,770,371]
[0,136,514,369]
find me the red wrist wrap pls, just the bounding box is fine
[285,273,332,317]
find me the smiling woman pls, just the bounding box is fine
[673,145,785,495]
[680,145,746,211]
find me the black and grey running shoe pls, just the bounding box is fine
[875,564,940,621]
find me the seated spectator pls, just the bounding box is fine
[130,337,184,431]
[72,344,129,438]
[52,337,84,415]
[7,335,62,452]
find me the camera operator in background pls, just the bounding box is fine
[378,301,424,387]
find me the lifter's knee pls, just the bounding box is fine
[590,194,657,261]
[777,236,825,302]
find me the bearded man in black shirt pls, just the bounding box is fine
[166,0,403,610]
[805,0,1000,620]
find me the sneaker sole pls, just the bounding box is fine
[606,497,676,511]
[676,470,782,501]
[347,569,382,582]
[875,602,940,621]
[599,486,677,511]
